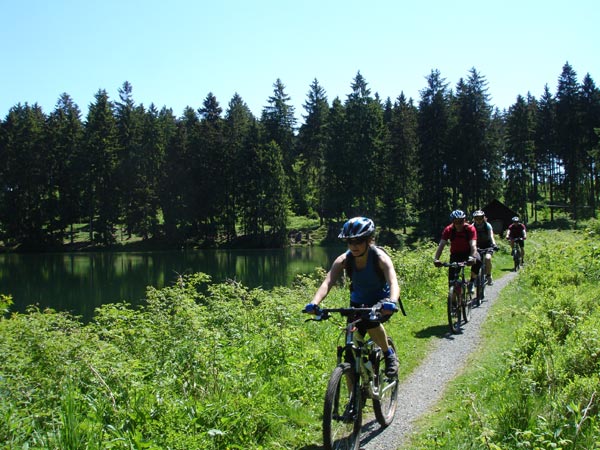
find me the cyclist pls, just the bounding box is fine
[433,209,479,294]
[472,210,498,285]
[304,217,400,377]
[506,216,527,263]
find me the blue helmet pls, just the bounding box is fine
[338,217,375,240]
[449,210,466,221]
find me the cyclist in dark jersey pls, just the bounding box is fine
[304,217,400,377]
[472,210,498,285]
[506,216,527,263]
[433,209,479,294]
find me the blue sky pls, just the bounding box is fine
[1,0,598,123]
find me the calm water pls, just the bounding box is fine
[0,246,343,322]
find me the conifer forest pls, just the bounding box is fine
[1,62,599,249]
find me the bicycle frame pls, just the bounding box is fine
[321,308,386,401]
[440,261,472,333]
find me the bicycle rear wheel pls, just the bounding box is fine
[462,283,472,323]
[323,363,362,450]
[475,268,485,306]
[447,285,461,334]
[373,338,399,427]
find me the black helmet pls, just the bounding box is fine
[449,210,466,221]
[338,217,375,240]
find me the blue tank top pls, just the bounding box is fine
[348,247,390,306]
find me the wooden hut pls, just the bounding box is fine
[481,199,519,234]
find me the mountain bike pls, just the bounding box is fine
[474,247,495,306]
[303,305,399,450]
[511,237,524,271]
[438,261,472,334]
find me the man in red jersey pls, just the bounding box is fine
[433,209,479,294]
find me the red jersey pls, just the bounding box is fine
[508,222,526,238]
[441,223,477,254]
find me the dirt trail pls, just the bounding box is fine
[360,271,518,450]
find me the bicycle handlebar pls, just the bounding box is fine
[438,261,468,268]
[303,305,383,322]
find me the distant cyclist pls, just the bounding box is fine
[472,210,498,285]
[506,216,527,263]
[433,210,479,295]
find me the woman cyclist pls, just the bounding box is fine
[304,217,400,377]
[472,210,498,285]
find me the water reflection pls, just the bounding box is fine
[0,247,342,321]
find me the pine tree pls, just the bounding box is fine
[579,73,600,216]
[223,94,255,241]
[159,107,190,242]
[197,92,225,244]
[83,89,120,245]
[452,68,493,212]
[556,62,584,219]
[384,93,420,232]
[504,95,536,218]
[343,71,386,217]
[322,97,349,233]
[535,85,559,220]
[418,70,452,235]
[296,79,329,218]
[262,79,296,180]
[115,81,143,239]
[46,93,84,243]
[0,103,51,246]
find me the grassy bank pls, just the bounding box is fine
[407,226,600,449]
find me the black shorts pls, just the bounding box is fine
[449,252,480,280]
[349,302,391,335]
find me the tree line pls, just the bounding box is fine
[0,62,598,249]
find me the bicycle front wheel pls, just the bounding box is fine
[323,363,362,450]
[373,338,399,427]
[513,248,520,271]
[447,285,461,334]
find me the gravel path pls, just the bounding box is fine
[359,271,518,450]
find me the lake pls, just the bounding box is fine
[0,246,344,322]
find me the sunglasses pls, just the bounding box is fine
[347,237,367,245]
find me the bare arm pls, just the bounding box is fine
[434,239,447,261]
[469,239,477,258]
[376,249,400,302]
[309,253,345,306]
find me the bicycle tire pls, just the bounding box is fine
[323,363,362,450]
[475,268,485,306]
[513,247,520,272]
[462,282,472,323]
[373,338,399,427]
[447,285,461,334]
